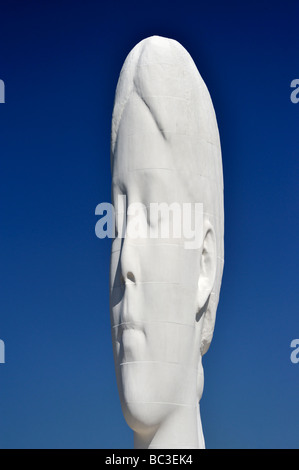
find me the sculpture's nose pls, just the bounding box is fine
[118,238,140,328]
[120,270,136,286]
[119,234,138,286]
[126,271,136,284]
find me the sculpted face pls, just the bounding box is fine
[110,173,203,432]
[110,36,224,448]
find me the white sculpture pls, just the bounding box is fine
[110,36,224,449]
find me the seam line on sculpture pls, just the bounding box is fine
[125,401,197,408]
[112,320,195,328]
[140,94,189,102]
[111,244,183,252]
[128,169,220,183]
[130,168,174,171]
[119,360,197,370]
[134,281,179,284]
[111,279,221,288]
[127,131,219,146]
[113,209,222,220]
[110,282,206,289]
[122,203,214,216]
[113,281,180,285]
[111,248,224,255]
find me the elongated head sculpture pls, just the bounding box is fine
[110,36,224,449]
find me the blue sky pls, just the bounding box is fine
[0,0,298,448]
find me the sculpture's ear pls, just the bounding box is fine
[195,222,217,400]
[197,221,217,313]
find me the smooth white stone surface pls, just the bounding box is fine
[110,36,224,449]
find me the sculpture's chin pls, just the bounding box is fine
[117,363,175,432]
[121,401,170,433]
[116,360,199,434]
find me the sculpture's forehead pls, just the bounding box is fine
[112,87,219,176]
[112,92,220,205]
[111,36,222,216]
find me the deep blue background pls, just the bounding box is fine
[0,0,298,449]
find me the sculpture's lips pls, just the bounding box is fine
[120,327,146,359]
[115,321,145,342]
[118,321,143,331]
